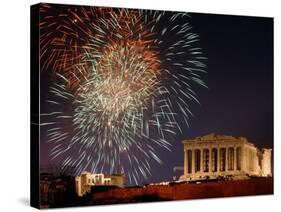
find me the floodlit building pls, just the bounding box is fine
[75,172,125,196]
[180,134,272,181]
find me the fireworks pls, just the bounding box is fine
[40,4,207,184]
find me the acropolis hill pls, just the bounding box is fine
[89,178,273,205]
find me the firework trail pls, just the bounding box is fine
[40,4,207,184]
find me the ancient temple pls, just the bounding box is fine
[180,134,272,181]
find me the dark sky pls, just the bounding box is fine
[187,13,273,145]
[147,13,273,184]
[40,10,273,185]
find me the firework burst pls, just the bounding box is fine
[40,4,207,184]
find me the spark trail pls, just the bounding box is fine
[40,4,207,184]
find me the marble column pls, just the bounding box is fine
[241,146,246,172]
[217,147,220,172]
[184,149,187,175]
[234,147,237,171]
[192,149,195,174]
[225,147,228,171]
[200,148,204,173]
[209,148,212,173]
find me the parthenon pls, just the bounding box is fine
[180,134,272,181]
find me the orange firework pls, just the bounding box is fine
[42,4,207,183]
[39,4,160,90]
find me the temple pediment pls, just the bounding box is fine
[183,134,249,144]
[195,133,235,141]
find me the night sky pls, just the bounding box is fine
[40,8,273,185]
[147,13,273,184]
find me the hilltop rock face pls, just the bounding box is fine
[90,177,273,205]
